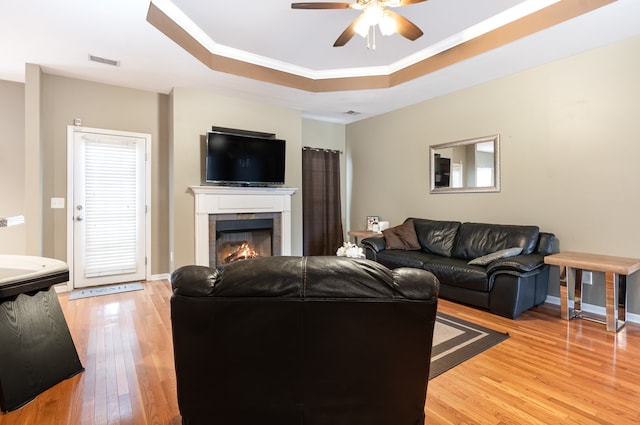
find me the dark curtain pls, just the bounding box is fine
[302,148,344,256]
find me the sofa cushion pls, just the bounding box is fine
[375,250,442,270]
[422,258,491,292]
[467,247,523,266]
[382,219,421,250]
[487,254,545,274]
[452,222,540,260]
[412,218,461,257]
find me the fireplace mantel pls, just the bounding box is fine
[190,186,297,266]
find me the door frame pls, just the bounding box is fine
[66,125,151,290]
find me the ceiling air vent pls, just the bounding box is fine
[88,54,120,67]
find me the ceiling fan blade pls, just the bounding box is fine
[291,2,352,9]
[397,0,428,6]
[386,10,423,41]
[333,15,364,47]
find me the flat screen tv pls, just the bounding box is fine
[205,131,286,186]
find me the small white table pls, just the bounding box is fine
[544,251,640,332]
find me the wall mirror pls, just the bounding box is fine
[429,134,500,193]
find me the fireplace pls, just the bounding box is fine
[216,218,273,265]
[191,185,296,268]
[210,215,281,268]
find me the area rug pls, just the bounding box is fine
[430,312,509,379]
[68,282,144,300]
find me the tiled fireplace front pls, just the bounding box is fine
[191,186,297,267]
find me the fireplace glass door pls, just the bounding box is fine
[215,218,274,267]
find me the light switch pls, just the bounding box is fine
[51,198,65,209]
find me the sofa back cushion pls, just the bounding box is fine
[451,222,540,260]
[411,218,461,257]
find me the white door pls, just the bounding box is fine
[68,127,149,288]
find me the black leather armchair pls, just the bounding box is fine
[170,256,439,425]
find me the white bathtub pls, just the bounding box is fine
[0,255,68,285]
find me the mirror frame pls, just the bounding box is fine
[429,134,501,194]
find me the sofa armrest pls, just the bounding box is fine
[362,236,386,261]
[487,254,545,275]
[362,236,386,252]
[170,265,219,297]
[536,232,556,255]
[392,267,440,300]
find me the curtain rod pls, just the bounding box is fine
[302,146,343,154]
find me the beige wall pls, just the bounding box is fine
[24,64,43,255]
[2,76,344,275]
[170,88,305,269]
[35,74,170,274]
[5,34,638,314]
[0,80,26,254]
[347,35,640,313]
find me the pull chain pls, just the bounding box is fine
[366,26,377,50]
[372,26,376,50]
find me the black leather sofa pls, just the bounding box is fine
[362,218,556,319]
[170,256,439,425]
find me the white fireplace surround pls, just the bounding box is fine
[190,186,298,266]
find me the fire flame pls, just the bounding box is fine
[224,242,259,263]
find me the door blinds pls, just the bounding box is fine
[82,136,139,277]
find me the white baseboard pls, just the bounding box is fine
[148,273,170,282]
[54,284,69,293]
[545,295,640,325]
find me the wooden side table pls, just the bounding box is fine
[544,251,640,332]
[348,230,382,245]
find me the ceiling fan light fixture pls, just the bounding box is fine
[363,3,384,24]
[355,3,396,38]
[291,0,426,47]
[379,12,397,36]
[354,19,370,37]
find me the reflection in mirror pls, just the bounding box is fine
[430,134,500,193]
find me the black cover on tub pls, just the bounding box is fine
[0,286,84,412]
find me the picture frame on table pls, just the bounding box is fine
[366,216,379,231]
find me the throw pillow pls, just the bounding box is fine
[467,247,523,266]
[383,219,421,250]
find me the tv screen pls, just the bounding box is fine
[205,131,286,186]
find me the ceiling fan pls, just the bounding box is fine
[291,0,426,48]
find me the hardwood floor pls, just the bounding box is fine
[1,279,638,424]
[427,300,640,424]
